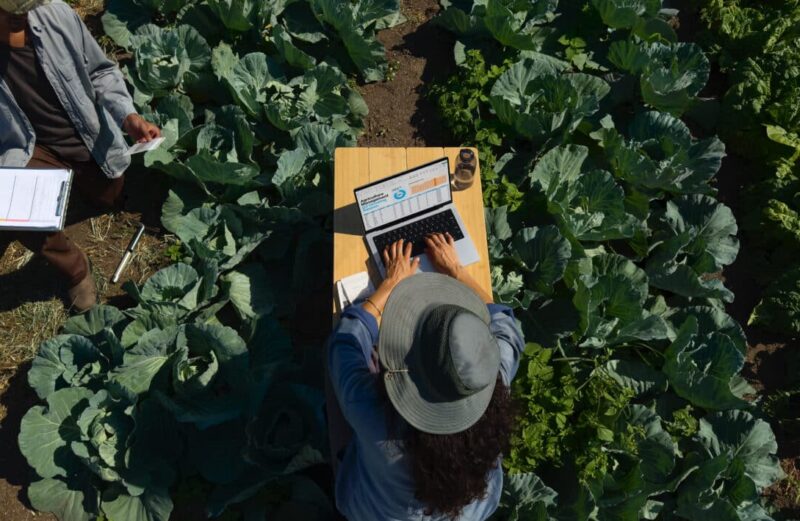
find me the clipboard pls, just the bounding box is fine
[0,167,74,232]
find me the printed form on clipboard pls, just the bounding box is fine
[0,168,74,232]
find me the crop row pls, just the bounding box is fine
[16,1,404,520]
[430,1,784,519]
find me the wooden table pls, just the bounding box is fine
[333,147,491,312]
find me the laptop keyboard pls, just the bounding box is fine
[374,209,464,258]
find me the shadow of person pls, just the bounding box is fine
[0,362,45,511]
[400,18,457,146]
[0,252,65,313]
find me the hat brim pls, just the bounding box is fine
[379,273,495,435]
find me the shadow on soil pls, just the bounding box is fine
[0,253,65,313]
[0,363,40,509]
[401,18,455,146]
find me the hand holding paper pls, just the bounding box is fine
[125,137,166,155]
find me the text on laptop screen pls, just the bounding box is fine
[355,159,451,232]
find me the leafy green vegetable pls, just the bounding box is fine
[430,2,784,519]
[592,111,725,197]
[749,265,800,336]
[490,55,609,143]
[611,41,710,115]
[530,144,642,241]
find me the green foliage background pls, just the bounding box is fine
[430,0,786,519]
[12,0,792,520]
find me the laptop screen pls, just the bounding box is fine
[355,158,452,232]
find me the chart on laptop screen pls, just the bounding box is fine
[356,160,450,231]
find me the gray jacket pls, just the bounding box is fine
[0,1,136,178]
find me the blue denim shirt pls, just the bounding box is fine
[328,302,525,521]
[0,1,135,178]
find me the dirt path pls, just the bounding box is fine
[715,154,800,515]
[358,0,454,147]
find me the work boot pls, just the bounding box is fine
[68,254,97,313]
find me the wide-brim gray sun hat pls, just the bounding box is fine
[379,273,500,435]
[0,0,50,15]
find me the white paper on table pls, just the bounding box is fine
[336,271,375,310]
[125,137,166,155]
[0,168,73,231]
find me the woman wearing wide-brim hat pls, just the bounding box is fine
[327,233,524,520]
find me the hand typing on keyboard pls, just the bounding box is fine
[424,232,462,278]
[374,210,464,258]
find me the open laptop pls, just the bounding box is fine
[354,157,480,277]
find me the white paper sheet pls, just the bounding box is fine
[0,168,72,231]
[125,137,166,155]
[336,271,375,310]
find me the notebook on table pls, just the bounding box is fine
[0,167,74,232]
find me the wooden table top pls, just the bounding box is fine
[333,147,491,311]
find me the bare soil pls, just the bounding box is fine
[357,0,455,147]
[716,153,800,516]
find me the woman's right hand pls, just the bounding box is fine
[425,233,463,279]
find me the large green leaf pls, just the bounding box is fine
[512,226,571,295]
[484,0,555,51]
[207,0,257,31]
[592,111,725,196]
[28,335,108,400]
[29,476,98,521]
[663,318,748,410]
[640,43,710,115]
[102,0,153,49]
[572,254,669,348]
[62,306,126,338]
[697,410,784,490]
[129,24,211,96]
[490,57,606,142]
[531,145,640,241]
[111,327,179,397]
[499,471,558,521]
[601,359,667,398]
[269,25,317,69]
[140,263,200,306]
[101,486,173,521]
[223,263,276,319]
[592,0,660,29]
[19,388,93,479]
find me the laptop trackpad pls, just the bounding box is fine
[412,247,478,274]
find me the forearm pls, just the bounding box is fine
[453,267,493,304]
[362,277,400,324]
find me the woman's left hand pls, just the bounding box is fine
[382,239,420,288]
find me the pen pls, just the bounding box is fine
[111,223,145,284]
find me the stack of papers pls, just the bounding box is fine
[336,271,375,310]
[0,168,73,231]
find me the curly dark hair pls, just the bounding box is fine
[405,377,516,519]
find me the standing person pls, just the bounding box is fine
[0,0,160,312]
[327,233,524,520]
